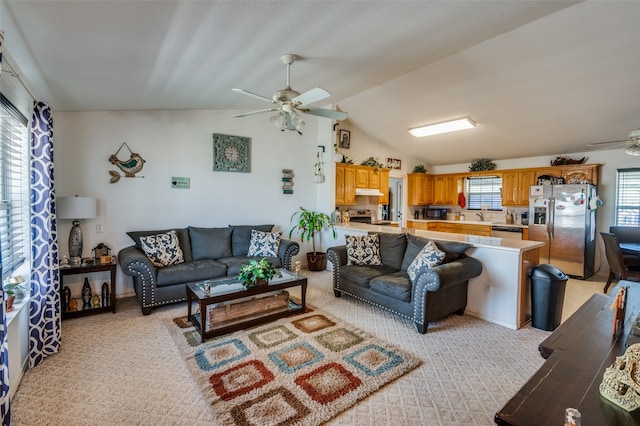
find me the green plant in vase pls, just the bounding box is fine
[238,259,278,288]
[289,207,336,271]
[412,164,428,173]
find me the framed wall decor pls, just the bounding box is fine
[213,133,251,173]
[339,129,351,149]
[386,158,402,169]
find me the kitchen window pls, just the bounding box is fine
[0,93,28,280]
[615,168,640,226]
[466,176,502,210]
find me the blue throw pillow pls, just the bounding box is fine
[247,230,281,257]
[139,230,185,267]
[188,226,233,260]
[407,240,446,284]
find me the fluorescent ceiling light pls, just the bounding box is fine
[409,117,476,138]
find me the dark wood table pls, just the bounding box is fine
[59,261,117,319]
[186,269,307,343]
[495,282,640,426]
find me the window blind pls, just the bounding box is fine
[616,168,640,226]
[466,176,503,210]
[0,92,28,280]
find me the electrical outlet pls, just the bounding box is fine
[96,225,104,233]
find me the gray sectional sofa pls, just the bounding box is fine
[118,225,299,314]
[327,232,482,333]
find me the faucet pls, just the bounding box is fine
[476,212,484,222]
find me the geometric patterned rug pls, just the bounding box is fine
[166,310,422,425]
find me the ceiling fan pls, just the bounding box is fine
[586,128,640,155]
[232,54,348,134]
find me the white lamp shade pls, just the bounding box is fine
[57,196,96,220]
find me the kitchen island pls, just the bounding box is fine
[331,222,543,330]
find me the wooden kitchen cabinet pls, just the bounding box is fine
[453,223,492,236]
[502,169,536,206]
[379,169,390,204]
[559,164,600,185]
[433,174,458,205]
[355,166,383,189]
[407,173,432,205]
[335,163,356,205]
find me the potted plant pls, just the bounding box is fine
[412,164,428,173]
[238,259,278,288]
[289,207,337,271]
[333,144,344,163]
[361,156,384,170]
[4,288,16,312]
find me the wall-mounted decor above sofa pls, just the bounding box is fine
[118,225,299,314]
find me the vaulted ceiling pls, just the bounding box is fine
[2,1,638,165]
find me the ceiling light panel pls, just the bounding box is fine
[409,117,476,138]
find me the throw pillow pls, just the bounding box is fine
[247,230,282,257]
[407,240,446,284]
[346,234,383,266]
[229,225,275,256]
[188,226,233,260]
[139,230,185,268]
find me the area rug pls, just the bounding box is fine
[166,310,422,425]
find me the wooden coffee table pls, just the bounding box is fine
[186,269,307,342]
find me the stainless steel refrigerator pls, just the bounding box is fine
[528,183,597,279]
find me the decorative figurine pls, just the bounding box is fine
[60,255,70,267]
[82,277,92,310]
[62,286,71,312]
[68,298,78,312]
[91,294,101,308]
[102,282,109,307]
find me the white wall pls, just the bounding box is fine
[54,110,328,296]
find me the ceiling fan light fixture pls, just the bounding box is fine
[625,143,640,156]
[289,111,305,131]
[271,112,287,130]
[409,117,476,138]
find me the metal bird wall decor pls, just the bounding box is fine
[109,142,145,183]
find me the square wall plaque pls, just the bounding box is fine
[213,133,251,173]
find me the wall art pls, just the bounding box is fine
[213,133,251,173]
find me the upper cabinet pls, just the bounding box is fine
[336,164,388,205]
[433,174,459,205]
[335,163,356,205]
[407,173,433,205]
[501,170,536,206]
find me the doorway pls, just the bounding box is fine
[389,177,403,222]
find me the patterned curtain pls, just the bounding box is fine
[29,101,60,368]
[0,28,11,426]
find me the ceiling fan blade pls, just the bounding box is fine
[585,139,629,147]
[302,106,348,121]
[232,88,274,103]
[292,87,330,107]
[233,108,278,118]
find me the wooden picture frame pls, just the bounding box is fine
[386,158,402,169]
[339,129,351,149]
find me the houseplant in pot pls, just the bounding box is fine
[289,207,336,271]
[238,259,278,288]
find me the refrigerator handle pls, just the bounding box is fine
[548,197,555,240]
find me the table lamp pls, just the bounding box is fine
[57,195,96,264]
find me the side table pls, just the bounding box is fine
[59,261,116,319]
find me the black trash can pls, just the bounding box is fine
[530,264,568,331]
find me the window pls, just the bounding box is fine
[0,93,28,280]
[616,168,640,226]
[466,176,502,210]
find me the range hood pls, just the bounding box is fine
[355,188,384,196]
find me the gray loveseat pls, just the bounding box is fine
[327,232,482,333]
[118,225,300,314]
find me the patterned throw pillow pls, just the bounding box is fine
[346,234,383,266]
[247,230,281,257]
[407,240,446,284]
[139,230,185,268]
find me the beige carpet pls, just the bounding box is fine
[166,309,421,425]
[9,270,604,425]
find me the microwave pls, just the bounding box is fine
[425,208,448,219]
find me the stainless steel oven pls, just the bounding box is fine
[347,209,373,223]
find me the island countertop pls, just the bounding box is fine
[407,219,528,229]
[334,222,542,252]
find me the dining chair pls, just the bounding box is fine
[600,232,640,293]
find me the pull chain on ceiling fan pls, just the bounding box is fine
[232,54,348,134]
